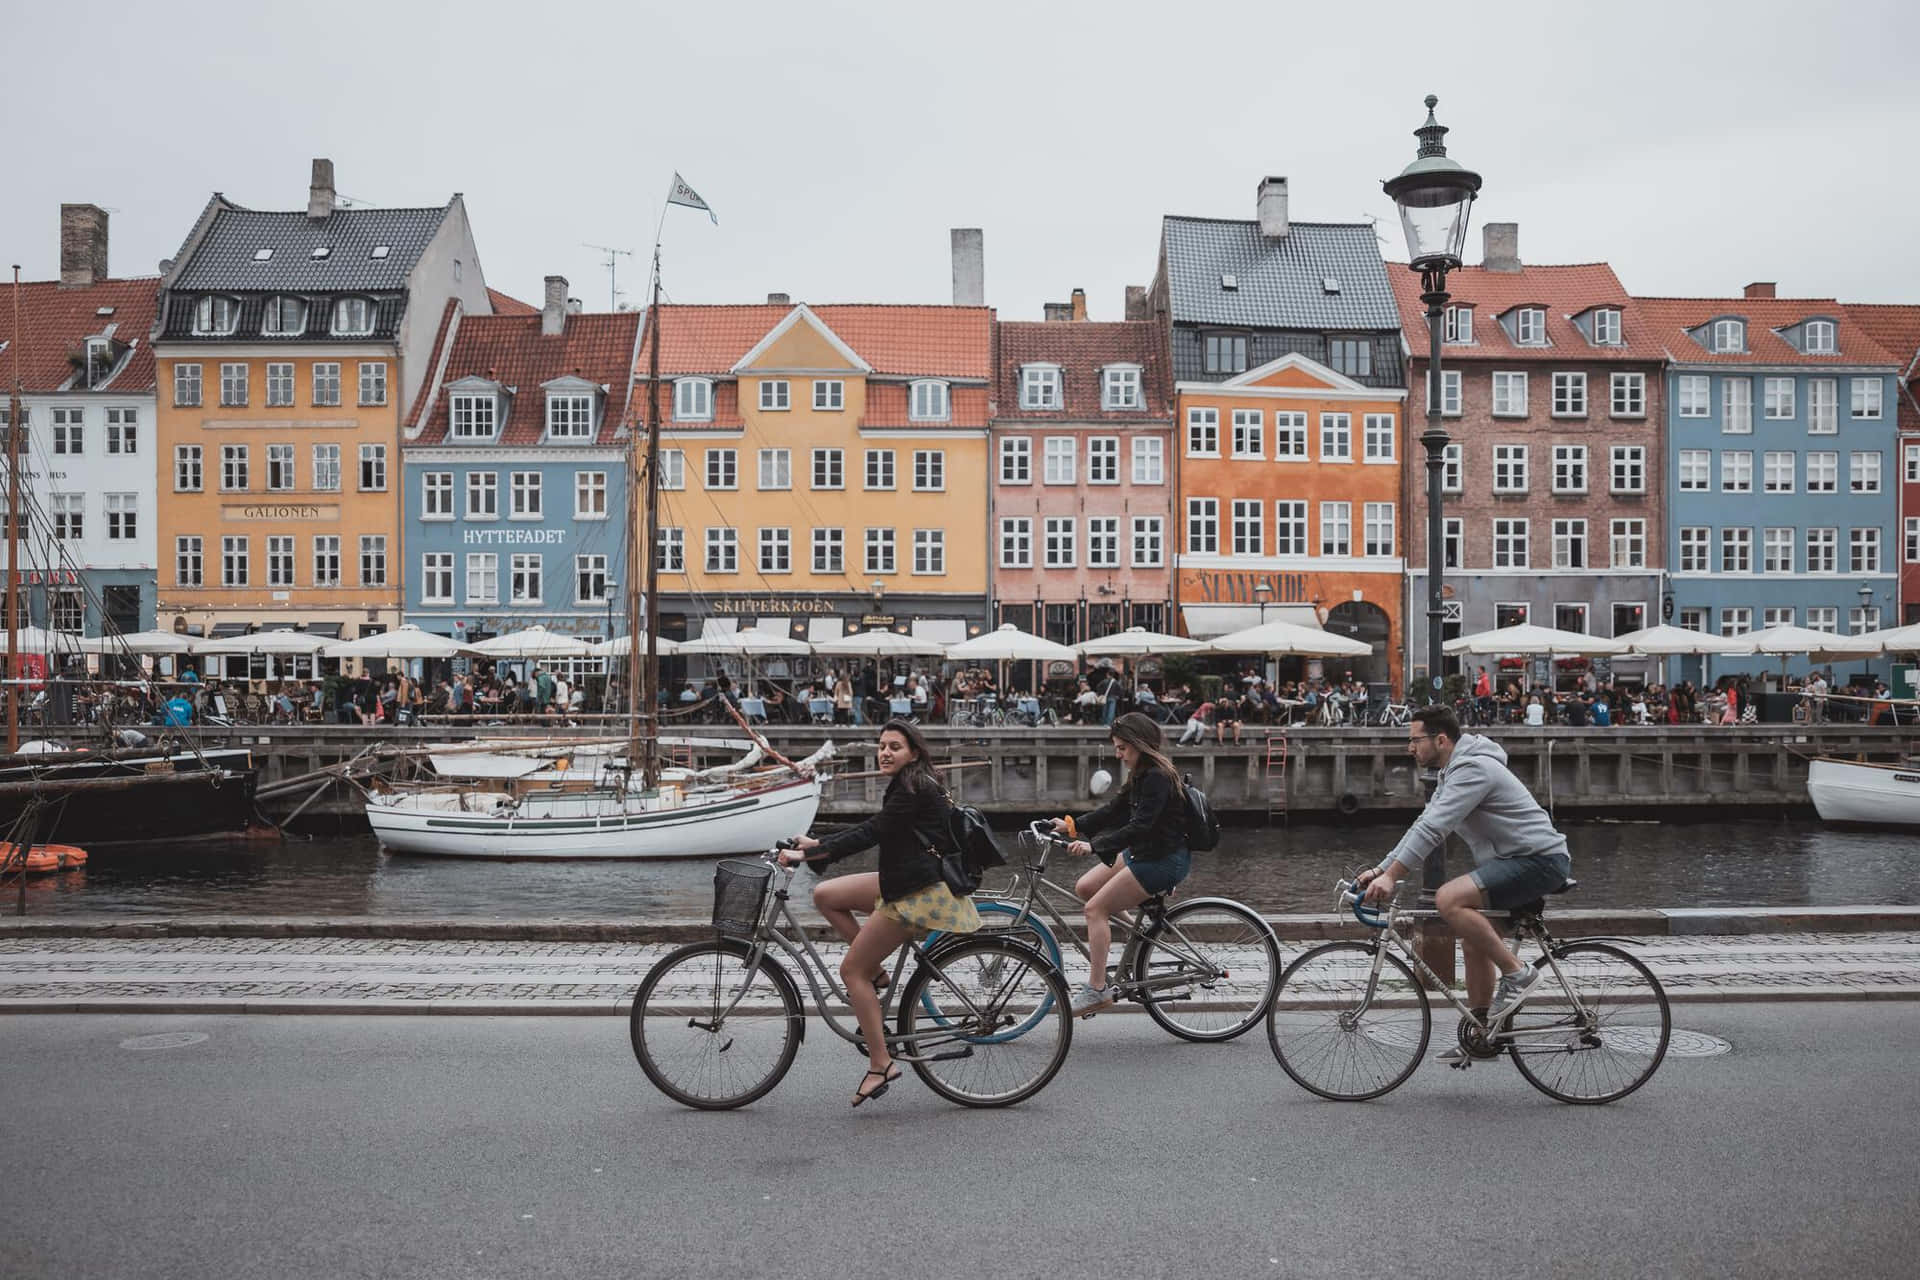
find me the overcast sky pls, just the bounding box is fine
[7,0,1918,322]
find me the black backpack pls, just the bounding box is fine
[1181,773,1221,853]
[926,791,1008,896]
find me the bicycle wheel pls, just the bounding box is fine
[921,900,1063,1041]
[1132,898,1280,1042]
[1266,942,1429,1101]
[1505,942,1669,1105]
[896,935,1073,1108]
[630,939,803,1110]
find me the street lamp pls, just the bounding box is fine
[1858,581,1876,631]
[604,578,619,710]
[1385,93,1482,695]
[1253,579,1272,625]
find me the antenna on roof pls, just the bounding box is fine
[583,242,635,312]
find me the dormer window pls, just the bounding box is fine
[192,296,239,336]
[310,246,332,260]
[252,248,274,262]
[331,297,375,336]
[262,296,307,336]
[1592,308,1622,345]
[1443,306,1473,344]
[1021,365,1061,410]
[1804,319,1837,354]
[1515,308,1547,345]
[546,393,594,440]
[83,337,116,389]
[1102,366,1142,410]
[674,377,713,421]
[1712,319,1745,353]
[909,380,950,421]
[450,393,499,440]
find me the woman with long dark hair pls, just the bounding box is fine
[782,718,980,1105]
[1049,711,1190,1016]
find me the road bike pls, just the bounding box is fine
[1266,878,1669,1104]
[631,847,1073,1110]
[933,822,1281,1042]
[1373,701,1411,727]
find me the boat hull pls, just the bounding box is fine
[1807,758,1920,827]
[365,776,823,859]
[0,749,258,845]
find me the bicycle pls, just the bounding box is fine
[937,822,1282,1042]
[1266,877,1670,1105]
[631,846,1073,1110]
[1373,701,1411,727]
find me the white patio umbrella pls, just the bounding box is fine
[193,628,333,656]
[470,625,597,659]
[1076,626,1208,658]
[0,625,85,655]
[1733,624,1880,662]
[324,625,481,661]
[676,629,812,657]
[1864,621,1920,655]
[1443,623,1627,657]
[812,629,948,657]
[589,633,680,658]
[946,623,1079,663]
[1205,619,1372,658]
[74,629,199,655]
[1614,624,1752,656]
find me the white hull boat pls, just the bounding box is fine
[1806,757,1920,827]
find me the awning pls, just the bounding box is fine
[304,622,344,638]
[911,618,967,645]
[1180,604,1319,639]
[209,622,250,637]
[699,618,740,639]
[807,617,845,643]
[751,617,791,639]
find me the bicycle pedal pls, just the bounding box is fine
[1448,1057,1472,1071]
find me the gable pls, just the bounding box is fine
[732,304,872,374]
[1225,351,1364,394]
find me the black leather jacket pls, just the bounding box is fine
[814,769,949,901]
[1075,769,1185,863]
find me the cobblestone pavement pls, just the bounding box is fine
[0,931,1914,1011]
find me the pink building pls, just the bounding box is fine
[990,306,1175,644]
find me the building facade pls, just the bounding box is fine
[1148,177,1408,684]
[636,300,994,656]
[989,308,1175,644]
[0,205,159,645]
[1842,303,1920,631]
[1639,286,1901,680]
[152,159,490,660]
[1393,227,1666,688]
[401,278,641,664]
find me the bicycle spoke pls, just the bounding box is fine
[1268,942,1428,1101]
[898,937,1072,1108]
[1506,942,1669,1105]
[1135,902,1279,1042]
[632,942,800,1110]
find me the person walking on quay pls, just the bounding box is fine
[1177,694,1214,745]
[781,719,980,1106]
[1048,712,1192,1017]
[1358,705,1572,1064]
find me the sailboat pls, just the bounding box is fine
[363,193,829,858]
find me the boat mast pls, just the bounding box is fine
[6,266,21,754]
[632,245,664,789]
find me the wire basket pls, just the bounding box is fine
[712,859,775,937]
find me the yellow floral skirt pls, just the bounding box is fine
[874,883,981,939]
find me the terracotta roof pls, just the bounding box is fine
[1389,263,1662,362]
[637,304,993,380]
[411,309,643,446]
[0,276,160,393]
[487,288,539,316]
[993,321,1174,422]
[1844,303,1920,433]
[1633,295,1899,367]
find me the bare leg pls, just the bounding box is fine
[841,913,911,1079]
[812,872,880,946]
[1083,861,1152,991]
[1435,874,1520,1012]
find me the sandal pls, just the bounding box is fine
[851,1064,901,1108]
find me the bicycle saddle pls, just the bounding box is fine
[1508,878,1577,919]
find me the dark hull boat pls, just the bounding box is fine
[0,747,259,845]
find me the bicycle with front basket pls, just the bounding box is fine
[630,844,1074,1110]
[933,822,1282,1042]
[1266,877,1670,1104]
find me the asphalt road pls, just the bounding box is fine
[2,1004,1916,1280]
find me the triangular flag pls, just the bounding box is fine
[667,173,717,225]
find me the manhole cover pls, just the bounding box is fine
[120,1032,209,1051]
[1659,1029,1733,1057]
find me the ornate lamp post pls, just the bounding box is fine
[1385,94,1482,694]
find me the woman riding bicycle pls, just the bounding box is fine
[781,718,980,1106]
[1047,712,1191,1016]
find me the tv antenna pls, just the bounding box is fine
[583,242,635,311]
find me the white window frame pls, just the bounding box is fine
[1552,444,1588,494]
[706,448,738,491]
[1807,451,1839,493]
[1764,377,1796,420]
[358,443,386,492]
[1610,518,1646,569]
[1319,501,1352,556]
[706,527,739,574]
[266,362,295,407]
[1804,320,1837,354]
[1186,498,1218,554]
[422,553,454,604]
[999,517,1033,569]
[1712,319,1745,353]
[1720,607,1753,638]
[913,450,945,492]
[358,361,388,407]
[1230,499,1263,556]
[909,380,950,421]
[1850,451,1882,494]
[1363,502,1395,557]
[1319,413,1352,462]
[1763,527,1795,575]
[1551,518,1588,570]
[1551,371,1587,417]
[1043,516,1077,568]
[658,449,684,490]
[1273,412,1308,460]
[758,447,792,491]
[1515,308,1546,345]
[1763,451,1796,494]
[1493,444,1529,494]
[546,393,594,439]
[1853,378,1884,420]
[507,551,540,603]
[192,296,239,337]
[865,448,895,491]
[422,471,453,519]
[1087,516,1120,568]
[1363,413,1395,463]
[912,528,945,575]
[1020,366,1061,410]
[812,379,845,411]
[812,527,844,574]
[1043,436,1076,485]
[509,470,543,519]
[1721,527,1752,574]
[1677,374,1710,418]
[174,363,202,407]
[864,527,895,574]
[674,378,713,422]
[575,470,607,520]
[574,554,609,607]
[1131,436,1164,483]
[1678,527,1711,574]
[1592,309,1622,346]
[1101,367,1141,410]
[1723,377,1753,433]
[312,362,341,407]
[1493,518,1530,569]
[1492,371,1528,417]
[1444,305,1473,344]
[1610,372,1645,417]
[1610,445,1646,494]
[1231,410,1263,459]
[266,442,296,491]
[311,444,339,493]
[758,379,790,412]
[758,527,792,575]
[1275,501,1308,556]
[465,553,499,604]
[811,447,843,490]
[175,444,203,492]
[266,535,295,587]
[1186,407,1219,457]
[450,394,498,440]
[1721,450,1753,493]
[313,536,342,587]
[1130,516,1164,568]
[999,436,1031,484]
[219,534,249,587]
[1806,528,1837,574]
[1441,443,1463,494]
[1809,378,1838,434]
[331,297,376,336]
[466,471,498,519]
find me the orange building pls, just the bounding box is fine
[1175,354,1408,687]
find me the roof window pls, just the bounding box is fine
[369,245,390,260]
[95,306,115,317]
[1322,276,1341,294]
[310,246,332,260]
[252,248,274,261]
[1220,273,1238,291]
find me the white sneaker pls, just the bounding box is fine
[1489,963,1542,1021]
[1068,984,1114,1017]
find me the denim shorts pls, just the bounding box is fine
[1470,852,1572,910]
[1123,847,1192,896]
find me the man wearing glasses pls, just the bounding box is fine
[1357,706,1572,1063]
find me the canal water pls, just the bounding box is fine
[9,818,1919,919]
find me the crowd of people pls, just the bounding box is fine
[1462,664,1897,727]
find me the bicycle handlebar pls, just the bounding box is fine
[1335,877,1392,929]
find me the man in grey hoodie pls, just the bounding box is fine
[1359,705,1572,1058]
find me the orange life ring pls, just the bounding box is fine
[2,843,89,873]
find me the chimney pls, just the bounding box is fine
[1744,281,1777,299]
[1043,302,1073,322]
[542,275,568,336]
[1483,222,1521,272]
[767,292,790,305]
[951,228,984,306]
[307,158,336,220]
[1070,288,1087,322]
[1256,176,1289,239]
[1124,286,1147,322]
[59,204,109,288]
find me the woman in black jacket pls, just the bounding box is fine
[783,719,980,1106]
[1049,712,1190,1016]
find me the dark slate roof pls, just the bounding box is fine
[170,201,450,292]
[1162,216,1400,332]
[156,291,406,343]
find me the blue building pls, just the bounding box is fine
[1642,289,1902,681]
[401,279,641,673]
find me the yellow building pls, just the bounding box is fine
[636,302,993,654]
[151,160,490,666]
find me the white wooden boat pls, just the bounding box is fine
[1807,757,1920,827]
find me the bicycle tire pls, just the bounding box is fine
[1505,941,1670,1105]
[1132,898,1281,1042]
[1266,941,1429,1101]
[895,935,1073,1108]
[630,939,803,1111]
[921,900,1063,1040]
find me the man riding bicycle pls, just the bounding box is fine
[1357,706,1572,1063]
